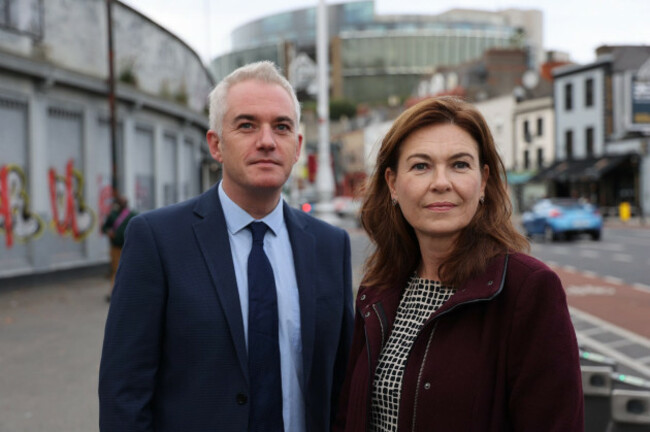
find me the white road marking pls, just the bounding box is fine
[566,285,616,296]
[580,250,600,259]
[605,339,635,348]
[579,243,625,252]
[604,275,624,284]
[581,327,608,336]
[612,253,634,263]
[633,283,650,294]
[637,355,650,365]
[570,307,650,378]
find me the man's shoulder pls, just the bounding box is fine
[135,192,207,226]
[285,204,347,238]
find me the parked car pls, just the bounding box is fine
[332,196,361,219]
[521,198,603,242]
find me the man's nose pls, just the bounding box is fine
[257,124,276,149]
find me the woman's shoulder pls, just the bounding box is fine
[507,252,553,273]
[504,252,562,288]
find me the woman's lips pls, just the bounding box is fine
[426,202,456,212]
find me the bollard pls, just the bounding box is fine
[619,202,631,222]
[582,365,615,432]
[606,374,650,432]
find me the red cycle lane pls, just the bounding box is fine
[551,265,650,340]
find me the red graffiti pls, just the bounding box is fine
[49,159,80,238]
[0,165,14,247]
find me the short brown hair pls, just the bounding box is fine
[360,96,529,289]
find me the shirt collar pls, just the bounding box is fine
[218,181,284,236]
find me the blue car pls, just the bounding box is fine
[521,198,603,242]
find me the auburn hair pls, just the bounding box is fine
[360,96,529,289]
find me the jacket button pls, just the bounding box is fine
[236,393,248,405]
[424,382,431,390]
[487,280,494,286]
[364,311,371,318]
[360,294,366,301]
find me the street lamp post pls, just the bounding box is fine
[106,0,119,197]
[314,0,337,223]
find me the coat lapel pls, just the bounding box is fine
[192,187,248,380]
[284,204,317,385]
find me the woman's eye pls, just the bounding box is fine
[412,163,427,170]
[453,161,470,169]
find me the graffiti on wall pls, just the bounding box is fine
[48,159,96,241]
[0,164,45,248]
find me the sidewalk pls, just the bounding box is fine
[0,272,109,432]
[602,215,649,229]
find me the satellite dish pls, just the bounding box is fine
[431,73,445,94]
[522,70,539,89]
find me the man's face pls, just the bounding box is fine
[208,80,302,204]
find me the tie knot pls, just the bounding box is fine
[248,221,269,245]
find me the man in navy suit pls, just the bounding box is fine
[98,61,354,432]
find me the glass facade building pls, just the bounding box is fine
[210,0,540,104]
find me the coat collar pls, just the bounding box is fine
[357,254,510,319]
[192,185,249,379]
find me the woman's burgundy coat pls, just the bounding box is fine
[334,253,584,431]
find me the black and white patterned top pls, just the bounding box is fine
[370,275,455,432]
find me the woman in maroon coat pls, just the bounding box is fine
[334,97,584,431]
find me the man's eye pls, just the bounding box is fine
[276,124,291,132]
[238,122,254,130]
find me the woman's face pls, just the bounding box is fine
[385,123,488,244]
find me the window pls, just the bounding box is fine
[565,130,573,159]
[537,148,544,168]
[523,120,531,142]
[585,78,594,107]
[0,0,43,38]
[586,127,594,157]
[565,83,573,110]
[523,150,530,170]
[537,117,543,136]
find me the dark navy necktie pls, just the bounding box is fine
[247,222,284,431]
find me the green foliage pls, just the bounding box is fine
[329,99,356,120]
[118,68,137,86]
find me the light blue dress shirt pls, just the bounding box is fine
[218,182,305,432]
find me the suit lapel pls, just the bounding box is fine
[284,204,317,385]
[192,187,248,380]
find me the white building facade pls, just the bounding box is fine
[551,47,650,215]
[0,0,214,278]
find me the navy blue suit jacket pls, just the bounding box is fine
[99,185,354,432]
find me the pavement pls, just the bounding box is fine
[0,216,648,431]
[0,270,110,432]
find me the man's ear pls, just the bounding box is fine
[207,130,223,163]
[294,133,303,163]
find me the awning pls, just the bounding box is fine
[528,154,635,183]
[506,171,535,185]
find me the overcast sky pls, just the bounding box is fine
[120,0,650,65]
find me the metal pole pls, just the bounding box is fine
[106,0,119,196]
[315,0,337,222]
